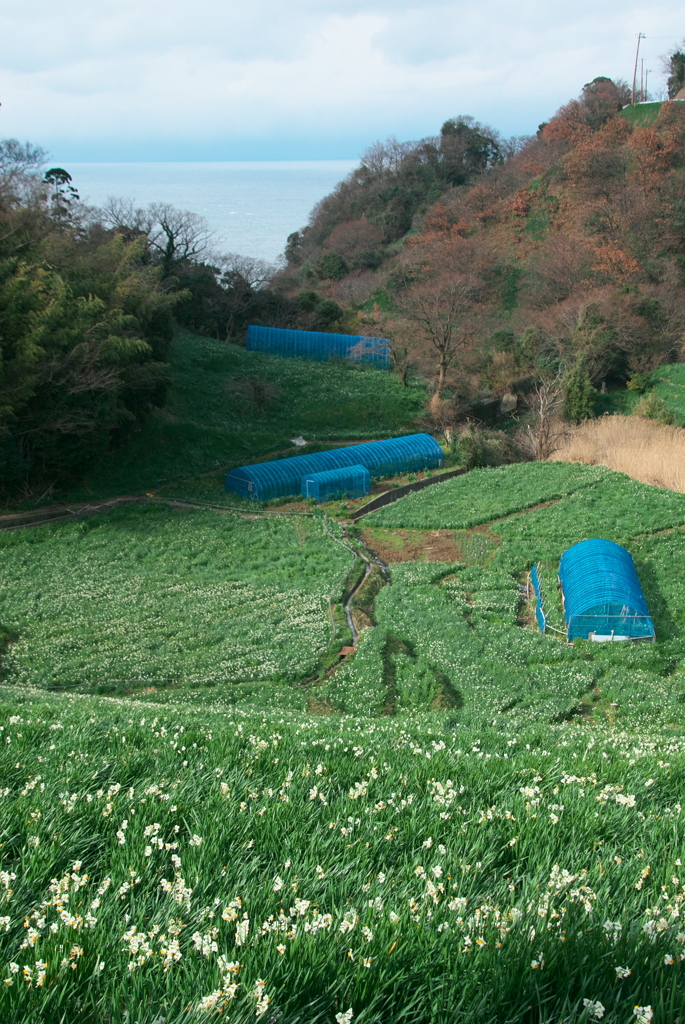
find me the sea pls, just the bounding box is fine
[68,161,357,264]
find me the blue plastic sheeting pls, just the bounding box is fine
[559,539,655,641]
[246,325,391,368]
[225,433,444,502]
[530,563,546,633]
[302,464,370,503]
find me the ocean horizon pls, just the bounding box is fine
[67,160,358,264]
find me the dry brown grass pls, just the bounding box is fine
[551,414,685,492]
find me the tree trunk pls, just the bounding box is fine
[427,360,448,415]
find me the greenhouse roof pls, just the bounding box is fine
[225,433,444,501]
[559,538,652,625]
[246,325,391,368]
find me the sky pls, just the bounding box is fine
[1,0,683,162]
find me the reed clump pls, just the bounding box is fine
[551,414,685,492]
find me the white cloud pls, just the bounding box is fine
[0,0,682,158]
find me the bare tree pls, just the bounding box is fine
[0,139,46,208]
[395,272,478,404]
[218,252,274,291]
[521,375,568,460]
[359,307,420,387]
[360,137,416,176]
[215,252,276,339]
[101,198,214,269]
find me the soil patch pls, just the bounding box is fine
[361,527,465,564]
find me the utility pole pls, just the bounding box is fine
[640,58,644,100]
[632,32,646,104]
[645,68,651,97]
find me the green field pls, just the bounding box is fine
[621,102,663,127]
[1,691,685,1023]
[327,464,685,723]
[0,505,354,693]
[70,332,425,501]
[651,365,685,423]
[364,462,611,531]
[4,462,685,1022]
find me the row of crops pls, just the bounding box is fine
[319,462,685,724]
[3,462,685,720]
[0,505,354,692]
[3,461,685,1021]
[1,690,684,1023]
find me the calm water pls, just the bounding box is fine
[68,161,357,263]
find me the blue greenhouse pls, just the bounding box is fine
[225,433,444,502]
[558,539,655,642]
[246,325,391,368]
[302,465,370,503]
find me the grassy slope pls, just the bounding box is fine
[70,332,425,500]
[0,505,354,692]
[330,462,685,721]
[5,467,685,1021]
[652,364,685,420]
[621,101,664,126]
[571,365,685,424]
[2,685,685,1022]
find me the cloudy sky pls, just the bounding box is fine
[1,0,682,161]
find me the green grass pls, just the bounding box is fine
[0,505,354,692]
[651,365,685,424]
[2,692,685,1023]
[595,389,640,416]
[6,461,685,1020]
[68,332,425,501]
[596,367,685,425]
[364,461,611,530]
[621,102,663,127]
[331,463,685,727]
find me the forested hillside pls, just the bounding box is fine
[0,149,354,500]
[276,79,685,416]
[3,74,685,501]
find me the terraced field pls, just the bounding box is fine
[4,462,685,1023]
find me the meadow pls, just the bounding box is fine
[342,463,685,725]
[1,691,685,1024]
[4,462,685,1021]
[72,332,425,501]
[0,505,354,692]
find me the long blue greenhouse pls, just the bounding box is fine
[302,465,370,503]
[225,433,444,502]
[558,539,655,642]
[246,325,391,368]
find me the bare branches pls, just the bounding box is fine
[218,252,275,291]
[521,375,568,461]
[393,272,478,400]
[101,198,214,268]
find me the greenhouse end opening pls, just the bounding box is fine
[532,538,655,643]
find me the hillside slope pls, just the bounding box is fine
[4,460,685,1022]
[66,331,425,500]
[276,90,685,408]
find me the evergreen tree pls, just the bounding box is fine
[564,369,597,423]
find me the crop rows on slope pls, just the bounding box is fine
[1,693,685,1023]
[0,505,354,691]
[365,461,610,530]
[332,464,685,723]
